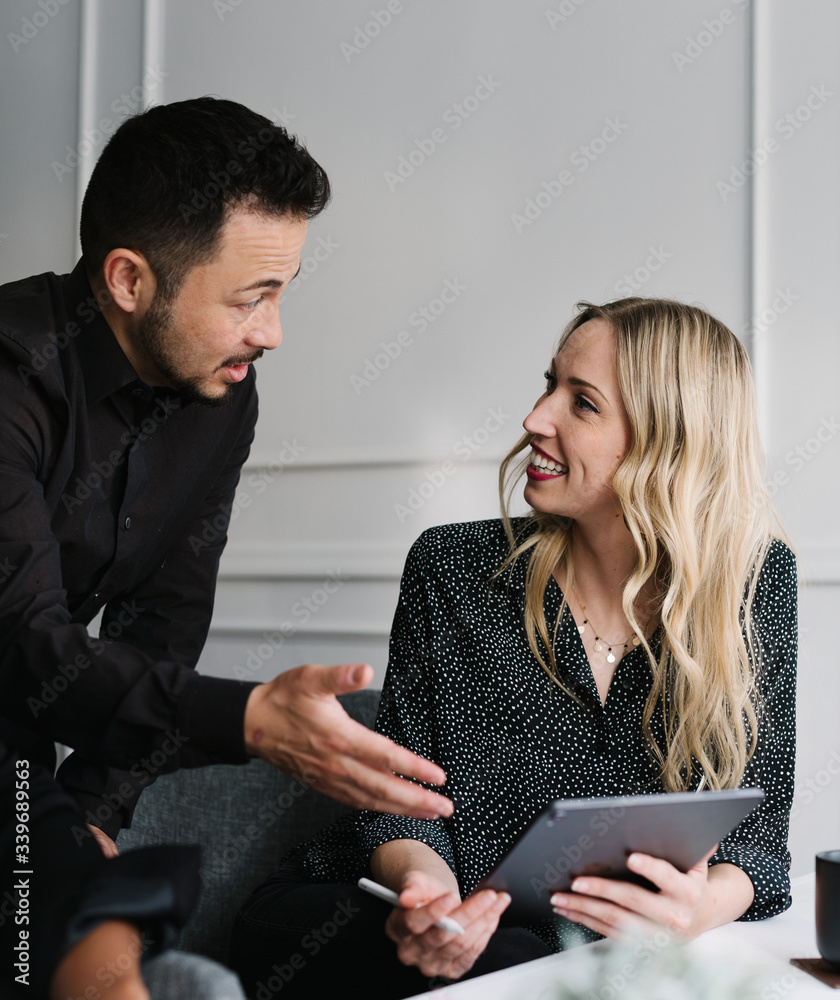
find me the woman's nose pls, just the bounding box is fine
[523,394,555,437]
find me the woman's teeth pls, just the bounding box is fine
[531,453,567,475]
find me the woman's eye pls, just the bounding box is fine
[543,369,557,392]
[574,394,599,414]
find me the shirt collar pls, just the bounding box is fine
[63,259,146,407]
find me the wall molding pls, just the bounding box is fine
[241,451,508,474]
[208,621,389,639]
[75,0,149,258]
[141,0,165,100]
[217,540,840,587]
[797,545,840,588]
[76,0,100,244]
[748,0,771,439]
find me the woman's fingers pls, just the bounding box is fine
[553,890,657,940]
[625,852,704,900]
[551,850,714,938]
[390,890,463,938]
[434,893,511,979]
[389,889,511,979]
[412,892,510,980]
[397,869,449,910]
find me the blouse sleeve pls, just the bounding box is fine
[357,533,458,877]
[709,540,798,920]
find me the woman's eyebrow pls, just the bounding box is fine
[567,375,607,402]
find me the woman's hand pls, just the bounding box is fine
[385,870,511,981]
[549,847,753,941]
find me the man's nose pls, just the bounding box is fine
[247,311,283,351]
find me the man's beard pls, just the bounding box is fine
[136,293,262,408]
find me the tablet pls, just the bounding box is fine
[474,788,763,921]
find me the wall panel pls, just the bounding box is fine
[2,0,836,881]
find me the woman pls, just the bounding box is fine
[230,298,796,998]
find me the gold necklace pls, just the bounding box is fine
[571,587,642,665]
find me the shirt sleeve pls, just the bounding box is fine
[357,534,458,878]
[709,541,798,920]
[0,361,258,790]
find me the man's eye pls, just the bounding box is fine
[543,369,557,392]
[243,296,263,310]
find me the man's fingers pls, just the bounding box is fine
[248,663,451,816]
[256,665,449,788]
[86,823,119,858]
[381,739,448,788]
[294,717,452,814]
[307,711,448,788]
[307,754,453,819]
[304,662,374,696]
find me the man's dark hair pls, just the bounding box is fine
[80,96,330,297]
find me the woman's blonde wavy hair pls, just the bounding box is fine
[497,298,791,792]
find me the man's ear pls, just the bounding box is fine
[101,249,155,314]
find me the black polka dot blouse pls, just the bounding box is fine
[302,517,797,950]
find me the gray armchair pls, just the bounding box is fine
[116,689,380,966]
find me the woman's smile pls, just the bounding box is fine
[527,445,568,479]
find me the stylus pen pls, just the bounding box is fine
[357,877,465,935]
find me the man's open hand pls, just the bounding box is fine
[243,663,454,819]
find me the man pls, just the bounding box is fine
[0,97,451,996]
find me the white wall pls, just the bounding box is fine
[749,0,840,881]
[1,0,837,880]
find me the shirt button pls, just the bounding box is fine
[124,516,131,530]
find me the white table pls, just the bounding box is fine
[407,873,832,999]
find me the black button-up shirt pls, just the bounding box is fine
[0,261,259,836]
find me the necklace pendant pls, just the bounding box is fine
[577,624,586,636]
[606,651,616,664]
[632,636,641,646]
[593,640,602,652]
